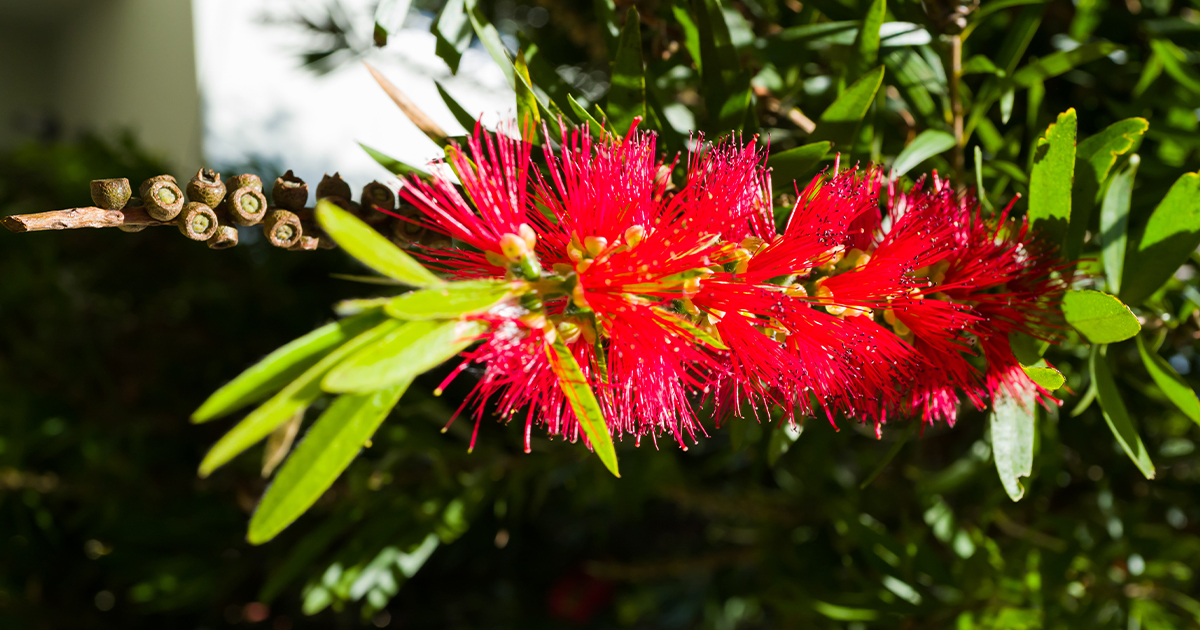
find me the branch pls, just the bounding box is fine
[2,206,170,233]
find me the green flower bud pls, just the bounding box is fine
[176,202,219,241]
[187,168,226,207]
[90,178,131,210]
[272,170,308,211]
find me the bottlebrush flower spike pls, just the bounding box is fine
[389,122,1068,454]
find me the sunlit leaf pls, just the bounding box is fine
[385,280,513,320]
[1090,345,1155,479]
[1067,118,1148,261]
[323,320,487,393]
[1062,290,1141,344]
[1022,362,1066,390]
[432,0,472,74]
[1099,154,1138,295]
[991,389,1035,501]
[1121,171,1200,306]
[1136,335,1200,426]
[1027,108,1076,246]
[464,0,515,88]
[891,130,955,177]
[809,66,885,149]
[359,143,429,177]
[546,336,619,477]
[316,199,443,288]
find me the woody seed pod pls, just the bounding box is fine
[225,173,262,192]
[272,170,308,211]
[360,181,396,212]
[207,225,239,249]
[316,173,351,200]
[288,235,320,251]
[141,176,185,221]
[117,196,148,233]
[263,210,302,248]
[90,178,131,210]
[176,202,219,241]
[224,186,269,226]
[187,168,226,207]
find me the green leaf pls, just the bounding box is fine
[1136,335,1200,425]
[1099,154,1138,295]
[990,389,1036,501]
[359,143,430,177]
[961,55,1001,75]
[859,423,916,489]
[192,311,387,423]
[432,0,471,73]
[385,280,513,320]
[891,130,955,177]
[809,66,885,150]
[1027,108,1076,246]
[373,0,412,47]
[316,199,443,288]
[247,382,410,544]
[568,94,606,138]
[1062,290,1141,344]
[1066,118,1149,261]
[198,319,403,477]
[1149,38,1200,94]
[882,49,940,122]
[435,81,478,131]
[545,336,619,477]
[768,142,831,190]
[464,0,515,88]
[595,0,620,53]
[1009,42,1121,88]
[648,308,727,350]
[767,421,803,468]
[1090,345,1155,479]
[514,50,541,140]
[1022,362,1065,390]
[607,7,646,134]
[1121,171,1200,306]
[848,0,886,82]
[323,320,487,393]
[691,0,739,126]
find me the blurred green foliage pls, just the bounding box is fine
[5,0,1200,627]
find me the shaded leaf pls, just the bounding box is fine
[435,81,479,131]
[1062,290,1141,344]
[1027,108,1076,246]
[991,388,1036,501]
[1009,42,1121,88]
[247,382,410,544]
[546,336,620,477]
[316,199,443,288]
[1090,345,1156,479]
[1067,118,1149,261]
[891,130,955,177]
[809,66,885,149]
[607,7,646,134]
[372,0,412,47]
[849,0,886,81]
[262,411,303,478]
[323,320,487,393]
[1099,154,1138,295]
[1136,335,1200,426]
[385,280,513,320]
[768,142,831,190]
[1121,171,1200,305]
[767,421,804,468]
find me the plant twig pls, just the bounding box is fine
[2,206,170,233]
[950,33,965,188]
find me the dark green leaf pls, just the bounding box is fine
[1090,345,1155,479]
[198,320,403,477]
[768,142,831,190]
[849,0,886,81]
[1149,38,1200,94]
[1136,335,1200,425]
[1099,154,1138,295]
[809,66,885,149]
[546,336,619,477]
[859,423,916,489]
[435,81,478,131]
[990,389,1035,501]
[432,0,472,74]
[691,0,739,124]
[316,199,443,288]
[607,7,646,134]
[1062,290,1141,344]
[891,130,955,177]
[385,280,513,320]
[359,143,430,177]
[1067,118,1149,261]
[1121,171,1200,305]
[767,421,803,468]
[323,320,487,393]
[373,0,412,47]
[247,382,410,544]
[1010,42,1121,88]
[1027,108,1076,246]
[192,311,387,423]
[568,94,606,138]
[961,55,1001,75]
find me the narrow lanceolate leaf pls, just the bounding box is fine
[316,199,443,288]
[1067,118,1148,261]
[323,320,487,393]
[1120,171,1200,306]
[464,0,515,88]
[432,0,472,73]
[891,130,955,177]
[848,0,886,81]
[1062,290,1141,344]
[1009,42,1121,88]
[435,81,478,131]
[359,143,430,177]
[607,7,646,134]
[1027,108,1077,246]
[568,94,605,139]
[1099,154,1139,295]
[192,311,387,423]
[247,382,410,544]
[768,142,831,190]
[546,336,619,477]
[199,320,403,477]
[1136,335,1200,426]
[514,50,541,140]
[809,66,885,150]
[649,308,727,350]
[385,280,513,320]
[990,389,1036,501]
[1090,346,1155,479]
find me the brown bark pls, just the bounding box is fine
[2,206,172,233]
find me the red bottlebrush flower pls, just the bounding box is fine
[395,122,1068,452]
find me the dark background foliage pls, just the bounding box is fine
[3,0,1200,628]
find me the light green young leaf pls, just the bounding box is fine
[323,320,487,393]
[247,382,410,544]
[198,319,403,477]
[1062,290,1141,344]
[1022,362,1066,390]
[607,7,646,134]
[316,199,443,288]
[990,389,1036,501]
[891,130,955,177]
[768,142,831,190]
[1090,345,1156,479]
[546,336,619,477]
[809,66,885,150]
[1066,118,1149,261]
[464,0,515,88]
[1099,154,1139,295]
[192,311,387,423]
[1136,335,1200,426]
[1121,171,1200,306]
[359,143,430,177]
[385,280,513,320]
[1027,109,1076,246]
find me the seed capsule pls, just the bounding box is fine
[360,181,395,212]
[141,176,185,221]
[176,202,219,241]
[187,168,226,207]
[316,173,351,200]
[288,235,320,251]
[225,173,262,192]
[117,197,148,232]
[90,178,131,210]
[207,225,239,249]
[263,210,302,248]
[225,186,268,226]
[272,170,308,211]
